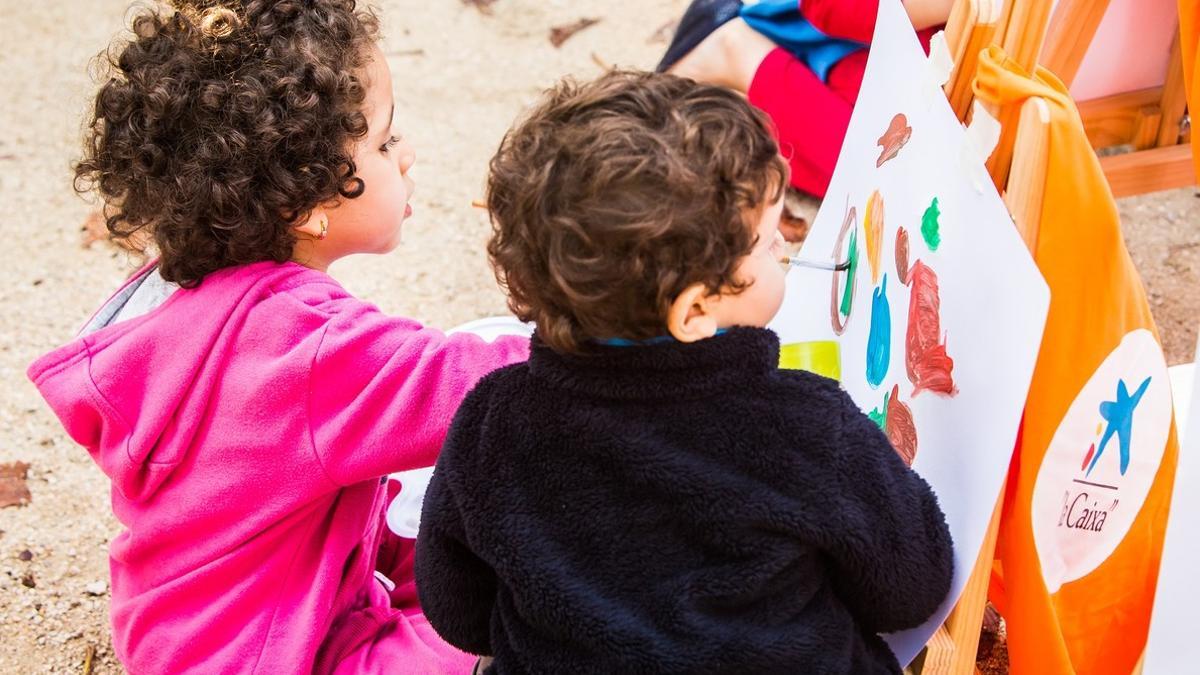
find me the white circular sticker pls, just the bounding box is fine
[1031,329,1172,592]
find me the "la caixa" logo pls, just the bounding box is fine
[1031,330,1172,593]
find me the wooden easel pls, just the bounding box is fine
[1042,0,1194,198]
[945,0,1190,196]
[945,0,1195,198]
[918,1,1052,673]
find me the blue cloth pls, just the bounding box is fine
[740,0,866,82]
[597,335,678,347]
[597,329,727,347]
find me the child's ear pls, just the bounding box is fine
[667,283,720,343]
[294,209,329,240]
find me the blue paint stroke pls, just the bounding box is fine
[866,275,891,389]
[1086,376,1152,476]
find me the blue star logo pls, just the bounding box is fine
[1085,377,1152,477]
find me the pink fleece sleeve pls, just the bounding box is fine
[308,300,529,486]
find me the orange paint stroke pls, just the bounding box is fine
[865,190,884,285]
[885,384,918,466]
[876,113,912,167]
[905,260,957,396]
[896,226,911,285]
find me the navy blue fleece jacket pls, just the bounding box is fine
[415,327,953,674]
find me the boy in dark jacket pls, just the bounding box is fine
[415,70,953,675]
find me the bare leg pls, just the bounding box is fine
[668,0,953,91]
[667,18,777,93]
[906,0,956,30]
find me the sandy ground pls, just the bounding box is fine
[0,0,1196,672]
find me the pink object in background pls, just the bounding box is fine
[1062,0,1178,102]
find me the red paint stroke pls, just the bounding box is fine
[876,113,912,167]
[896,227,911,285]
[885,384,918,466]
[1080,443,1096,472]
[905,260,958,396]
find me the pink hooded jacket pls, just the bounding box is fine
[27,262,528,673]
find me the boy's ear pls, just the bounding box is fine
[667,283,721,343]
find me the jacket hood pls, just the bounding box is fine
[28,262,316,502]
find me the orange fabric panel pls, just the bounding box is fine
[974,46,1180,675]
[1181,2,1200,177]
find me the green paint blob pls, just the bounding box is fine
[840,227,859,317]
[868,390,891,431]
[921,197,941,251]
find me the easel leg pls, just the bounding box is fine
[922,484,1006,675]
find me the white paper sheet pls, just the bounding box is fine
[1141,348,1200,673]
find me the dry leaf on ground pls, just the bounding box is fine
[462,0,499,14]
[0,461,31,508]
[550,18,601,48]
[82,644,96,675]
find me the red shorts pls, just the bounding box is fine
[746,0,938,197]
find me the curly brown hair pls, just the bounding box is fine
[486,71,788,354]
[74,1,380,286]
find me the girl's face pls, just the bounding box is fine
[311,45,415,264]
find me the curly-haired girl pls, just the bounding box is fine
[27,2,526,672]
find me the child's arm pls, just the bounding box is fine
[308,298,528,486]
[818,390,954,634]
[414,398,496,656]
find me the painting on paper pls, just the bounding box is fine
[769,0,1050,662]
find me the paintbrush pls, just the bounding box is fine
[476,197,850,273]
[779,256,852,272]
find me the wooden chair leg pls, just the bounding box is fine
[943,0,981,122]
[1100,144,1198,197]
[986,0,1055,188]
[1156,30,1187,148]
[946,0,1001,123]
[1005,98,1052,248]
[920,625,958,674]
[937,493,1005,675]
[1040,0,1113,88]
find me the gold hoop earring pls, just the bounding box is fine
[317,216,328,240]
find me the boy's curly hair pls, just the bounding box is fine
[486,71,788,354]
[74,1,380,286]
